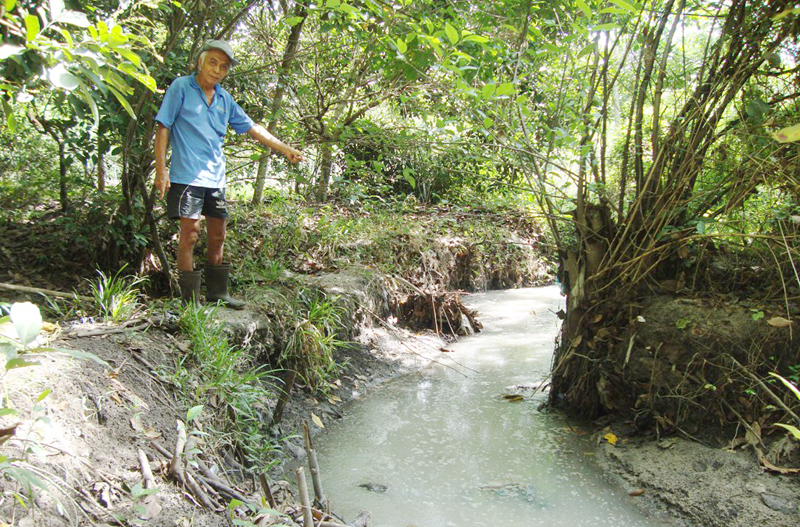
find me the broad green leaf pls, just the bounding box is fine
[496,82,515,96]
[0,408,17,417]
[600,7,628,14]
[325,0,340,7]
[24,14,40,43]
[483,117,493,128]
[4,0,17,12]
[576,0,591,18]
[116,48,141,67]
[769,372,800,402]
[592,22,618,31]
[10,302,42,347]
[480,83,496,99]
[187,405,204,422]
[56,10,91,28]
[47,346,108,365]
[772,123,800,143]
[108,25,129,47]
[444,23,459,45]
[48,63,80,91]
[396,38,407,54]
[6,357,40,370]
[284,16,304,27]
[49,0,64,18]
[0,44,25,60]
[77,85,99,127]
[462,34,488,44]
[774,423,800,440]
[609,0,637,13]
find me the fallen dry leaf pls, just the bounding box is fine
[767,316,792,328]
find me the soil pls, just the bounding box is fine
[3,295,799,527]
[0,301,449,527]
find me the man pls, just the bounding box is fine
[154,39,303,309]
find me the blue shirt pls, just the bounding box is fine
[155,73,254,188]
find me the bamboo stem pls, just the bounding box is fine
[303,422,326,507]
[295,467,315,527]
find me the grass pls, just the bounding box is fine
[87,264,147,323]
[170,303,279,470]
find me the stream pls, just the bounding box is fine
[313,286,669,527]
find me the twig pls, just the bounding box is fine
[727,355,800,425]
[0,281,92,301]
[259,474,277,509]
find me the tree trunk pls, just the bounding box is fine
[251,1,308,205]
[315,142,333,202]
[58,140,68,213]
[97,150,106,192]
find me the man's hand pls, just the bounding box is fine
[284,147,304,164]
[155,168,170,199]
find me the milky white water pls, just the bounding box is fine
[312,286,669,527]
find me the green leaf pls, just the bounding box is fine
[480,83,496,99]
[48,346,108,365]
[36,389,51,403]
[325,0,340,7]
[0,44,25,60]
[4,0,17,12]
[609,0,637,13]
[592,22,618,32]
[444,23,459,45]
[24,14,40,43]
[483,117,493,128]
[462,34,488,44]
[77,84,99,127]
[49,0,64,18]
[10,302,42,347]
[284,16,304,27]
[0,408,18,417]
[395,38,407,54]
[5,357,40,370]
[575,0,591,18]
[771,123,800,143]
[769,372,800,402]
[187,405,204,422]
[495,82,515,96]
[774,423,800,440]
[48,63,80,91]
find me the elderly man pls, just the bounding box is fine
[154,40,303,309]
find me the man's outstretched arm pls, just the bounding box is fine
[247,124,304,163]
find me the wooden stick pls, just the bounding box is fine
[0,281,92,301]
[137,448,157,489]
[259,474,277,509]
[303,422,326,507]
[295,467,314,527]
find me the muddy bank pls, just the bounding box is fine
[597,434,800,526]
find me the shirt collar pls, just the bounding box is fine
[189,72,221,95]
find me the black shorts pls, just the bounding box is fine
[167,184,229,220]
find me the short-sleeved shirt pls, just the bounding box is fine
[155,73,254,188]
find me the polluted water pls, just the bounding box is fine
[312,286,674,527]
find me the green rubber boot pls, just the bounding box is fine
[179,270,202,307]
[205,263,245,310]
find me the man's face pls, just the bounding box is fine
[197,48,231,88]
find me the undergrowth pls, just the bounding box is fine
[170,304,279,471]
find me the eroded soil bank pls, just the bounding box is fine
[2,204,799,526]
